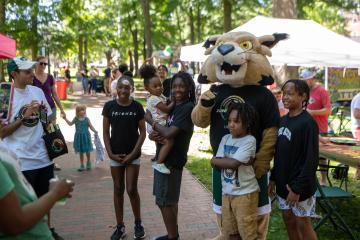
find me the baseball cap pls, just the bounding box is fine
[7,57,37,75]
[299,69,316,80]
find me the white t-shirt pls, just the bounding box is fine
[216,134,259,196]
[146,94,168,133]
[351,93,360,134]
[1,85,52,171]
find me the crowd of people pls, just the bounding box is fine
[0,56,359,240]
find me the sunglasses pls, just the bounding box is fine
[39,62,48,66]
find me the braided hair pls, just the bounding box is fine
[226,102,258,135]
[281,79,310,109]
[139,64,157,86]
[172,71,196,104]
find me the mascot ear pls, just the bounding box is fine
[203,34,221,48]
[259,33,289,49]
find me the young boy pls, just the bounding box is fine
[211,103,259,240]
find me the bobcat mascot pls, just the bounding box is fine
[191,31,287,240]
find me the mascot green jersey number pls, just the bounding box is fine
[191,31,287,239]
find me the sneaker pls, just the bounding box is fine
[134,222,146,239]
[78,164,85,172]
[50,228,64,240]
[152,163,170,174]
[111,224,126,240]
[86,161,92,170]
[152,234,179,240]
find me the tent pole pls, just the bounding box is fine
[325,66,328,90]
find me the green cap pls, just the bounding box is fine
[7,57,37,75]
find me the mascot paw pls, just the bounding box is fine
[254,164,269,179]
[200,89,216,107]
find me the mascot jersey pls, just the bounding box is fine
[210,84,279,211]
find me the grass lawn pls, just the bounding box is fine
[186,115,359,240]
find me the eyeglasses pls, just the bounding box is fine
[39,62,48,66]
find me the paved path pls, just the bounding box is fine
[52,93,218,239]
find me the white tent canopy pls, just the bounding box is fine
[180,16,360,68]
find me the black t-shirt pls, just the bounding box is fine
[65,69,71,79]
[210,84,280,154]
[271,111,319,201]
[165,101,194,169]
[162,78,172,99]
[104,67,111,78]
[102,100,145,155]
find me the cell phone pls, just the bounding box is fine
[0,82,12,121]
[39,104,48,124]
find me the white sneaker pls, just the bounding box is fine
[152,163,170,174]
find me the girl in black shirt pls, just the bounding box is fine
[270,79,319,240]
[102,75,146,239]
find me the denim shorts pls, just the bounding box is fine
[110,158,140,167]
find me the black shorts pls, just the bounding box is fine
[153,168,182,207]
[22,164,54,198]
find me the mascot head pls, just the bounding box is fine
[198,32,288,87]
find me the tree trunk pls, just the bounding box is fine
[175,7,183,44]
[84,35,88,71]
[78,34,84,70]
[223,0,232,32]
[196,2,201,42]
[141,0,152,58]
[273,0,298,84]
[128,50,134,73]
[0,0,6,82]
[105,50,112,67]
[132,28,139,77]
[30,0,39,60]
[273,0,297,19]
[189,6,195,44]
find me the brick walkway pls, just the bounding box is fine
[52,93,218,240]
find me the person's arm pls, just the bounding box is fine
[156,101,175,114]
[102,116,122,162]
[145,111,181,139]
[211,157,243,170]
[87,118,97,133]
[0,180,73,236]
[122,119,146,164]
[289,122,319,196]
[0,101,41,139]
[62,117,75,126]
[51,81,66,117]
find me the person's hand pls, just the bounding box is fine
[145,110,153,124]
[149,131,165,142]
[94,130,98,134]
[23,101,41,118]
[268,181,276,197]
[60,111,66,119]
[109,153,125,162]
[210,157,216,168]
[50,179,75,199]
[121,154,134,164]
[243,157,255,166]
[286,184,300,207]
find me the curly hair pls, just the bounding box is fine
[226,102,258,135]
[139,64,157,86]
[171,71,196,104]
[282,79,310,109]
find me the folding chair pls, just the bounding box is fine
[315,166,357,240]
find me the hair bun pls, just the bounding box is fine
[139,64,157,79]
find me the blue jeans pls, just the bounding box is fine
[81,77,89,92]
